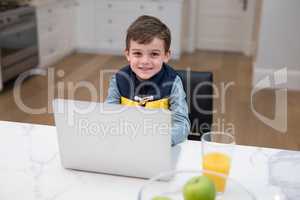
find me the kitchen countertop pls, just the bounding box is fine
[29,0,72,7]
[0,120,299,199]
[29,0,184,8]
[29,0,57,7]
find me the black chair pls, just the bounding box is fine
[176,70,213,141]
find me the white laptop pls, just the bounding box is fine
[52,98,181,179]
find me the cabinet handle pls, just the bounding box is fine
[48,9,52,13]
[108,39,113,44]
[107,19,112,24]
[140,5,144,10]
[243,0,248,11]
[239,0,248,11]
[107,3,112,8]
[50,48,55,54]
[48,27,53,32]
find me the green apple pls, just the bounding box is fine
[151,196,172,200]
[183,175,216,200]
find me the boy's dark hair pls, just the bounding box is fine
[126,15,171,53]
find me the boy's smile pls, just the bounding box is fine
[125,37,170,80]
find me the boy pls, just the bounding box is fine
[105,15,190,146]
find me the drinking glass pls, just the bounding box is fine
[201,132,235,193]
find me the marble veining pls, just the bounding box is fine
[0,121,85,200]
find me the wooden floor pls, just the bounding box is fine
[1,51,299,150]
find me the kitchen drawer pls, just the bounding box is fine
[135,1,169,15]
[37,20,60,37]
[95,1,140,12]
[39,32,63,58]
[39,50,61,68]
[36,1,73,26]
[36,0,76,68]
[96,31,125,48]
[38,35,73,67]
[97,37,125,51]
[76,0,183,58]
[60,33,75,55]
[38,26,70,50]
[96,14,138,31]
[36,3,60,24]
[39,40,66,68]
[96,0,175,15]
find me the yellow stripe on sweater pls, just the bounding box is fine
[120,96,169,109]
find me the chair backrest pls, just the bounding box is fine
[176,70,213,140]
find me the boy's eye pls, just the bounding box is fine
[151,52,160,57]
[133,52,142,56]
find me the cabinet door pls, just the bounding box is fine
[39,31,63,68]
[60,0,76,54]
[156,1,183,58]
[94,0,139,53]
[75,0,96,49]
[37,0,77,68]
[37,3,61,68]
[94,0,183,58]
[196,0,255,53]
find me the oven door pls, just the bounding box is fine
[0,11,38,82]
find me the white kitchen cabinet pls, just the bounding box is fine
[75,0,184,59]
[60,0,76,54]
[75,0,96,51]
[36,0,76,68]
[195,0,256,55]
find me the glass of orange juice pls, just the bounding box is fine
[201,132,235,193]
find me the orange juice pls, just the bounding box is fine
[202,152,231,192]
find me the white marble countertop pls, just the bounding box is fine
[0,120,299,200]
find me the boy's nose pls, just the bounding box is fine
[141,55,150,64]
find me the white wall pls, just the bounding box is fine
[253,0,300,90]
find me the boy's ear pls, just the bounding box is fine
[163,50,171,63]
[124,49,130,62]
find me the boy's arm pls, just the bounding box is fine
[169,76,191,146]
[104,75,121,104]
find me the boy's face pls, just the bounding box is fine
[125,37,170,80]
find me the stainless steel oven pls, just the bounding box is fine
[0,5,38,91]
